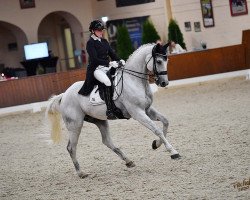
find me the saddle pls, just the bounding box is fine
[89,71,120,105]
[89,69,127,120]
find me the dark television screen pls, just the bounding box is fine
[116,0,155,7]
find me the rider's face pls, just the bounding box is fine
[94,29,104,38]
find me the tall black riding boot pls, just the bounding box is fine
[104,86,116,119]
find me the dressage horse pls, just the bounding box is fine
[46,43,180,178]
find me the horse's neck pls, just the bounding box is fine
[119,45,154,97]
[125,45,153,73]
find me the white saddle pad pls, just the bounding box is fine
[89,74,120,106]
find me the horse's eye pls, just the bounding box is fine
[157,60,162,64]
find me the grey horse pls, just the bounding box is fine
[46,43,180,178]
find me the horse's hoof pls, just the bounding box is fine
[78,172,89,179]
[126,161,135,168]
[152,140,158,150]
[171,154,181,159]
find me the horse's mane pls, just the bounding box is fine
[126,43,154,63]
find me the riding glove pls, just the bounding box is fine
[119,59,126,66]
[109,61,119,68]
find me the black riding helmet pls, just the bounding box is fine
[89,20,105,32]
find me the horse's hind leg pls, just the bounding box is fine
[64,117,87,178]
[146,107,169,150]
[95,120,135,168]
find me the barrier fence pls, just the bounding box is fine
[1,32,249,108]
[0,69,86,108]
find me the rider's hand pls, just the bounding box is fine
[119,59,126,66]
[109,61,119,68]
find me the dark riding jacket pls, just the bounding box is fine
[78,35,120,95]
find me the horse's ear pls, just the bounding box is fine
[163,42,170,51]
[153,43,161,54]
[156,42,161,49]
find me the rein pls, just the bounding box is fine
[121,58,154,80]
[119,45,168,81]
[113,44,168,98]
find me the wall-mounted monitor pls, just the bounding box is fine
[24,42,49,60]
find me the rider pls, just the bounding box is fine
[78,19,125,119]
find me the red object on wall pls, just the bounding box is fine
[81,50,86,64]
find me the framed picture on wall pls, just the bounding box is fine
[200,0,215,27]
[194,22,201,32]
[19,0,35,9]
[229,0,248,16]
[184,22,191,31]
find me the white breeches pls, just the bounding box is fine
[94,65,111,86]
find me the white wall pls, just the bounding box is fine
[1,0,250,70]
[0,0,94,69]
[0,0,93,43]
[171,0,250,51]
[91,0,169,42]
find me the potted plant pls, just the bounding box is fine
[142,19,161,44]
[116,25,134,60]
[168,19,186,50]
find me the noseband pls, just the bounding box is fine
[151,44,168,77]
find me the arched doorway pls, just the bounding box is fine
[0,21,28,74]
[38,11,84,72]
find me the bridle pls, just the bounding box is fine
[151,45,168,85]
[120,44,168,82]
[113,44,168,98]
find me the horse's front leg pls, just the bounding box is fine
[132,109,180,159]
[146,106,169,150]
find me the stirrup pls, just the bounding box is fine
[106,110,117,120]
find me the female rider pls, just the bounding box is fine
[78,19,125,119]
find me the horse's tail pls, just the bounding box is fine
[45,93,64,143]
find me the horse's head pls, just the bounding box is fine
[145,43,169,87]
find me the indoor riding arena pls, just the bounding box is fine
[1,1,250,200]
[1,76,249,200]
